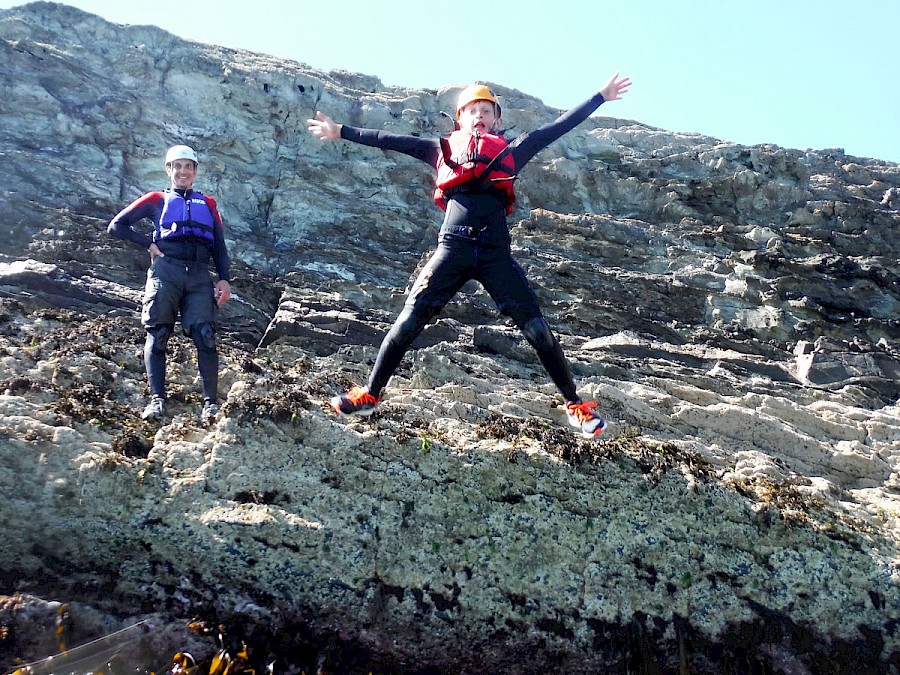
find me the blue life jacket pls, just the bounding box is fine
[156,189,216,247]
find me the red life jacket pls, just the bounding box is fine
[434,130,517,215]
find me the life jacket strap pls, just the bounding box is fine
[439,137,460,170]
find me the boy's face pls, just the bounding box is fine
[166,159,197,190]
[458,99,499,134]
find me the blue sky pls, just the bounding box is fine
[5,0,899,162]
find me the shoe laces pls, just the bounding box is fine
[347,387,379,405]
[567,400,598,424]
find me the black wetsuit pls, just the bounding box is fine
[340,91,607,401]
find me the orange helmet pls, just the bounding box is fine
[455,84,501,119]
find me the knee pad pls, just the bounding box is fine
[521,316,556,353]
[191,322,216,351]
[146,324,173,354]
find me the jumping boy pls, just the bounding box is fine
[307,72,631,437]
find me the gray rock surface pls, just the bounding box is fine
[1,2,899,673]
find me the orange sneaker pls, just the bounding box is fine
[565,400,607,437]
[331,386,381,417]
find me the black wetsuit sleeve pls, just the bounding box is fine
[212,227,230,282]
[511,91,607,169]
[209,206,230,282]
[340,125,441,166]
[107,193,158,249]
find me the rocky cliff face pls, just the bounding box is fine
[1,2,899,673]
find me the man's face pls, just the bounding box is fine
[458,100,499,135]
[166,159,197,189]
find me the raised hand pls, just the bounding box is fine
[307,111,342,141]
[599,72,632,102]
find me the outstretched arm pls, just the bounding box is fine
[512,71,632,168]
[307,110,440,165]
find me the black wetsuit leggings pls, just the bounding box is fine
[142,257,219,404]
[367,236,578,402]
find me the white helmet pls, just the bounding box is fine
[165,144,198,165]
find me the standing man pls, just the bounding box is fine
[108,145,231,422]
